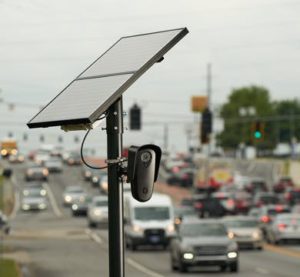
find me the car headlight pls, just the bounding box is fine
[183,253,194,260]
[101,182,108,191]
[228,231,235,239]
[227,251,238,259]
[93,209,102,216]
[92,177,98,183]
[166,224,175,233]
[11,149,18,155]
[40,189,47,196]
[38,203,46,209]
[42,169,49,176]
[72,204,78,211]
[18,156,24,162]
[85,172,91,177]
[22,204,30,210]
[133,225,143,233]
[65,195,72,202]
[252,230,262,239]
[1,149,8,156]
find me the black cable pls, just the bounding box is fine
[80,112,127,170]
[80,113,109,170]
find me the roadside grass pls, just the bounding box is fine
[0,259,19,277]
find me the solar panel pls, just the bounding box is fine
[27,27,189,129]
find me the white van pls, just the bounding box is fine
[124,193,176,250]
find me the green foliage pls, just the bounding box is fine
[218,85,275,149]
[273,99,300,142]
[0,259,19,277]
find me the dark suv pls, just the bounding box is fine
[170,218,239,273]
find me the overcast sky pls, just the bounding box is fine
[1,0,300,153]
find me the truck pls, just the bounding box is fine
[0,138,18,158]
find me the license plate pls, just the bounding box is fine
[149,235,160,243]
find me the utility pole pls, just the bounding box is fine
[205,63,212,187]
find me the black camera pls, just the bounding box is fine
[127,144,161,202]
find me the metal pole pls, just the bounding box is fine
[206,63,212,187]
[106,97,124,277]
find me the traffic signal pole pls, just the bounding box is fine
[106,97,124,277]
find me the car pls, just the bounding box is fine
[34,150,51,165]
[174,206,198,226]
[253,192,280,207]
[62,186,87,207]
[167,168,194,187]
[23,182,47,197]
[87,195,108,227]
[254,204,291,239]
[25,164,49,181]
[273,176,294,193]
[99,174,108,194]
[44,157,63,173]
[0,211,10,235]
[82,165,94,181]
[180,197,194,208]
[170,218,239,273]
[268,214,300,244]
[124,193,176,250]
[193,194,227,218]
[222,216,264,250]
[90,170,107,188]
[284,188,300,206]
[71,195,93,216]
[8,153,25,163]
[66,152,82,166]
[21,187,47,211]
[292,204,300,214]
[245,178,268,194]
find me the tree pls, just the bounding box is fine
[218,85,275,149]
[273,99,300,143]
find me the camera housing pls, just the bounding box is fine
[127,144,162,202]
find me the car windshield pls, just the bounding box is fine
[224,220,259,228]
[67,187,84,193]
[180,222,227,237]
[277,217,300,225]
[95,200,108,207]
[24,190,43,197]
[260,196,279,203]
[134,207,170,221]
[268,208,290,215]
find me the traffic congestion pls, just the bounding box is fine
[1,143,300,276]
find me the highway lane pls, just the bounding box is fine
[4,160,300,276]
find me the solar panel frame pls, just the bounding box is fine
[27,27,189,129]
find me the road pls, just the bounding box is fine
[2,160,300,277]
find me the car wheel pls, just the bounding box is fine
[129,239,137,251]
[89,221,97,228]
[230,261,239,273]
[179,261,188,273]
[171,257,178,271]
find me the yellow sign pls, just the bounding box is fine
[191,96,207,113]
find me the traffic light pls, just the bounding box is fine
[201,108,212,144]
[129,104,141,130]
[251,121,264,141]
